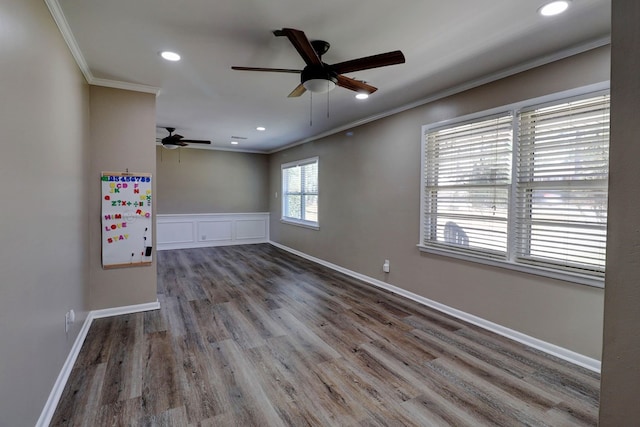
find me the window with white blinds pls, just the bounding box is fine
[423,114,513,258]
[282,157,319,227]
[420,91,610,284]
[516,95,610,278]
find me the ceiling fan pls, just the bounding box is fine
[158,127,211,149]
[232,28,405,98]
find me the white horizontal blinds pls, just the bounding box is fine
[283,164,301,219]
[424,114,513,257]
[282,158,318,223]
[301,161,319,222]
[516,94,610,277]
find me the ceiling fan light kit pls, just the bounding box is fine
[303,78,337,94]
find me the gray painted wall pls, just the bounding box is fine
[599,0,640,423]
[88,86,158,310]
[156,147,269,214]
[0,0,90,424]
[269,46,610,360]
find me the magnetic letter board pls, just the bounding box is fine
[101,172,153,268]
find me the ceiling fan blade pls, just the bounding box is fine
[274,28,322,66]
[331,50,405,75]
[287,84,307,98]
[231,66,301,74]
[336,75,378,94]
[180,139,211,144]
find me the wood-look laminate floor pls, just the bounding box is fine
[51,244,600,426]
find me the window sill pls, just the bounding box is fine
[417,244,604,289]
[281,218,320,230]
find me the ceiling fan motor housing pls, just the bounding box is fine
[301,64,338,85]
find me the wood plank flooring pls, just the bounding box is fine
[51,244,600,426]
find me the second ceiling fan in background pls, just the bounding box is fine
[158,127,211,148]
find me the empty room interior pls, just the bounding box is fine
[2,0,639,425]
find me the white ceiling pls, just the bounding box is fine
[54,0,610,153]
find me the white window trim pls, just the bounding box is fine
[419,82,610,288]
[281,156,319,229]
[280,217,320,230]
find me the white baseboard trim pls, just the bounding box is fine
[91,300,161,319]
[269,241,601,373]
[35,310,94,427]
[36,300,160,427]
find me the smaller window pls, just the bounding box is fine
[282,157,319,228]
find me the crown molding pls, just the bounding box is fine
[155,142,267,155]
[270,36,611,154]
[44,0,91,81]
[90,77,160,95]
[44,0,160,96]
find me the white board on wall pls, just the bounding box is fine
[101,172,153,268]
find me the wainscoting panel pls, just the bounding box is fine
[198,220,233,242]
[157,213,269,250]
[156,221,194,245]
[236,219,268,240]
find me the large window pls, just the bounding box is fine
[421,91,610,284]
[282,157,319,228]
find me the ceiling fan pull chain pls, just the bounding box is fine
[327,83,330,118]
[310,91,313,126]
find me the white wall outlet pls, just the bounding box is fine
[383,259,390,273]
[201,235,206,240]
[65,309,75,333]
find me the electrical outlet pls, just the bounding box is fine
[201,235,206,240]
[383,259,390,273]
[65,309,75,333]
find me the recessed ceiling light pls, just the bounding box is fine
[539,1,570,16]
[256,126,266,131]
[355,93,369,100]
[231,141,239,145]
[160,51,181,61]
